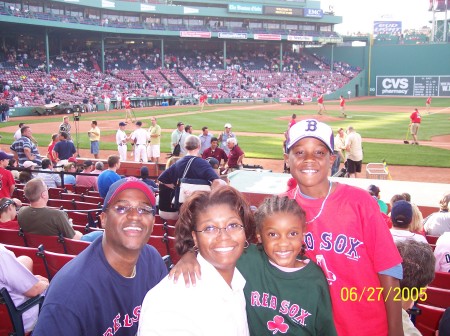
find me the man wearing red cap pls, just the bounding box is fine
[34,177,168,335]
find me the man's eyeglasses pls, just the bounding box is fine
[194,223,244,235]
[108,204,155,216]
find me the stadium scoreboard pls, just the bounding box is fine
[376,76,450,97]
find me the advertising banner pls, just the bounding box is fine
[376,76,450,96]
[373,21,402,35]
[253,34,282,41]
[439,76,450,96]
[218,32,248,39]
[228,3,263,14]
[304,8,323,18]
[287,35,313,42]
[179,31,211,38]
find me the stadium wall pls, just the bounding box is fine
[314,43,450,98]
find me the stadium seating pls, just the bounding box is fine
[423,287,450,309]
[0,228,26,247]
[429,272,450,290]
[415,304,445,336]
[37,246,75,280]
[3,244,47,278]
[64,238,91,255]
[22,231,67,254]
[0,287,44,336]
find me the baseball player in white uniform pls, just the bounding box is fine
[116,121,128,161]
[130,121,149,163]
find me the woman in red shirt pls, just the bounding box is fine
[0,198,22,230]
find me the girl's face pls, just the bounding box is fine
[192,204,246,283]
[257,212,305,268]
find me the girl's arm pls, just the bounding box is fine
[378,274,404,336]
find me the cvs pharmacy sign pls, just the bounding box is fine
[376,76,413,96]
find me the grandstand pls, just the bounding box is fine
[0,0,365,112]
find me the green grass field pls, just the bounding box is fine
[1,98,449,167]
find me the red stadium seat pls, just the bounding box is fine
[37,246,75,280]
[425,235,439,245]
[429,272,450,290]
[148,235,170,257]
[74,185,94,194]
[0,229,26,247]
[22,232,67,254]
[415,304,445,336]
[73,202,101,211]
[82,195,103,205]
[3,244,48,278]
[47,187,65,199]
[64,238,91,255]
[66,211,89,226]
[47,199,76,210]
[60,192,84,202]
[0,287,44,336]
[423,287,450,309]
[151,224,166,236]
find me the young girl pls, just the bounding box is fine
[171,195,337,336]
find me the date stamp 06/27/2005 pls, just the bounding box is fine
[340,287,427,303]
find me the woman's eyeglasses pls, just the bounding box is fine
[194,223,244,235]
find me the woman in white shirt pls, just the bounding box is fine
[138,186,253,336]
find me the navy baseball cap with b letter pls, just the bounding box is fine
[286,119,334,153]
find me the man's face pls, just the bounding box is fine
[101,189,155,254]
[0,159,8,168]
[203,129,208,136]
[225,127,231,134]
[24,128,32,138]
[177,124,184,131]
[211,140,218,149]
[91,123,95,128]
[151,118,156,126]
[64,118,69,124]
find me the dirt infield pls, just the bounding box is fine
[3,102,450,184]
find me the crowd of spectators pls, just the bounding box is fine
[0,44,360,107]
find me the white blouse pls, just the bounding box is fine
[138,253,249,336]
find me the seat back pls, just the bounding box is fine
[151,224,166,236]
[429,272,450,290]
[423,287,450,309]
[3,244,47,278]
[47,199,76,210]
[60,192,84,202]
[64,238,91,255]
[37,247,75,280]
[82,195,103,205]
[425,235,439,245]
[415,303,445,336]
[74,185,93,194]
[0,229,26,247]
[23,232,67,254]
[0,287,44,336]
[73,202,101,211]
[47,187,65,199]
[66,211,89,226]
[148,235,170,257]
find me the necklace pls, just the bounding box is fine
[295,181,333,224]
[125,265,136,279]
